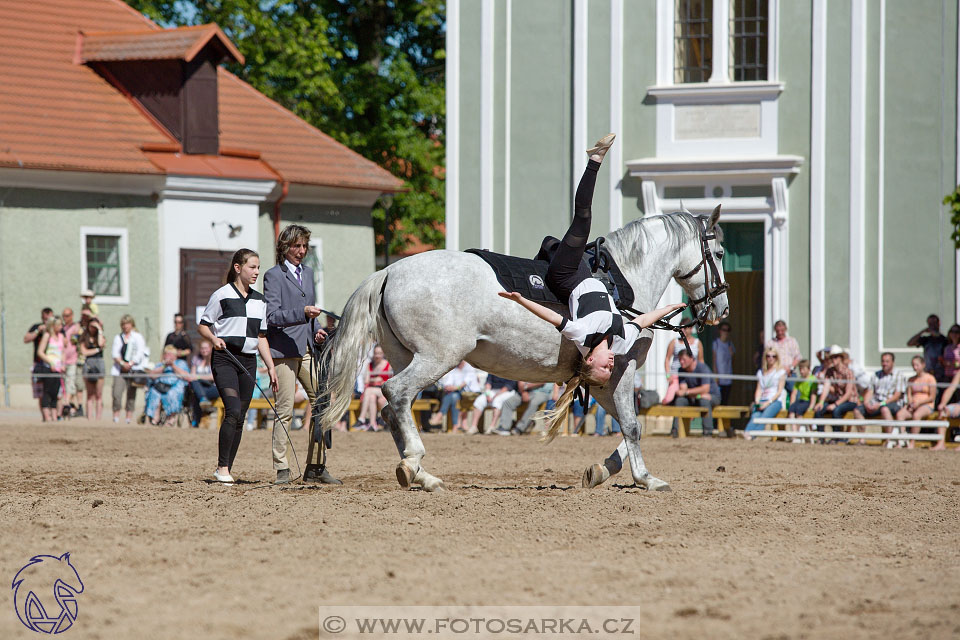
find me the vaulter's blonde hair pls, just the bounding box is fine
[538,366,607,443]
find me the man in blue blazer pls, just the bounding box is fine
[264,224,340,485]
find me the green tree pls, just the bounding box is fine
[945,186,960,249]
[125,0,446,256]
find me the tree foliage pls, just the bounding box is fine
[125,0,446,255]
[944,186,960,249]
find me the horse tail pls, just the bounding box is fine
[318,269,390,434]
[539,375,582,443]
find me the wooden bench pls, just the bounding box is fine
[713,405,750,435]
[637,405,705,438]
[212,397,308,429]
[347,397,439,430]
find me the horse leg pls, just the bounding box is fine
[583,367,671,491]
[379,352,458,492]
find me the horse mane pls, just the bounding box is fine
[604,210,722,267]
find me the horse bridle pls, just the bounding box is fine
[627,215,729,353]
[676,215,729,312]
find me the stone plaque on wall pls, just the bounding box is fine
[674,103,761,139]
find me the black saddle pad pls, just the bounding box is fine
[467,238,636,312]
[466,249,560,305]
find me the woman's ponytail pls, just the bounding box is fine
[538,375,582,443]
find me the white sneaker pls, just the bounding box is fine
[112,417,119,423]
[213,469,235,483]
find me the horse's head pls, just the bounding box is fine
[674,204,730,326]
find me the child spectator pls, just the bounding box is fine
[787,359,817,442]
[80,289,99,318]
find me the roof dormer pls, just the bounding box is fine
[80,24,244,155]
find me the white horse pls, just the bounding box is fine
[319,206,729,492]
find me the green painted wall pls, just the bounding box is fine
[258,204,376,315]
[883,0,956,348]
[622,0,658,220]
[862,2,882,360]
[778,0,813,357]
[823,0,851,348]
[458,0,483,250]
[507,0,572,257]
[493,0,507,253]
[587,0,612,233]
[0,188,160,380]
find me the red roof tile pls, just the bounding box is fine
[0,0,402,192]
[82,23,244,64]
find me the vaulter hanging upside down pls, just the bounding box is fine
[499,133,685,388]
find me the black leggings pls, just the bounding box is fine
[38,364,61,409]
[545,159,600,301]
[212,350,256,469]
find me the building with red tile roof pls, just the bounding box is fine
[0,0,403,405]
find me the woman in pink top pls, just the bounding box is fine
[35,315,65,422]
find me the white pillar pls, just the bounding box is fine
[609,0,624,232]
[810,0,828,356]
[480,0,495,250]
[849,0,867,363]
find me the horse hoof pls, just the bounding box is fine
[422,478,446,492]
[643,477,672,492]
[582,463,609,489]
[396,460,416,489]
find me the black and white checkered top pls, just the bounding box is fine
[199,283,267,355]
[557,278,640,356]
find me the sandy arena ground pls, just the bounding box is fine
[1,415,958,639]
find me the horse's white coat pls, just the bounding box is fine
[320,209,728,491]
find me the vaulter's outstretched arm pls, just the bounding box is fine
[498,291,564,327]
[628,302,688,329]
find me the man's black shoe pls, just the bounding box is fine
[303,465,342,485]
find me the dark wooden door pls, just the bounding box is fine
[180,249,228,345]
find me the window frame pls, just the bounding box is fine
[80,226,130,305]
[657,0,779,88]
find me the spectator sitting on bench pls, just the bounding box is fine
[852,352,905,445]
[743,347,787,439]
[936,366,960,452]
[354,345,392,431]
[430,361,473,432]
[898,355,937,450]
[669,349,720,438]
[513,382,556,435]
[787,359,818,442]
[466,375,519,435]
[813,344,857,442]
